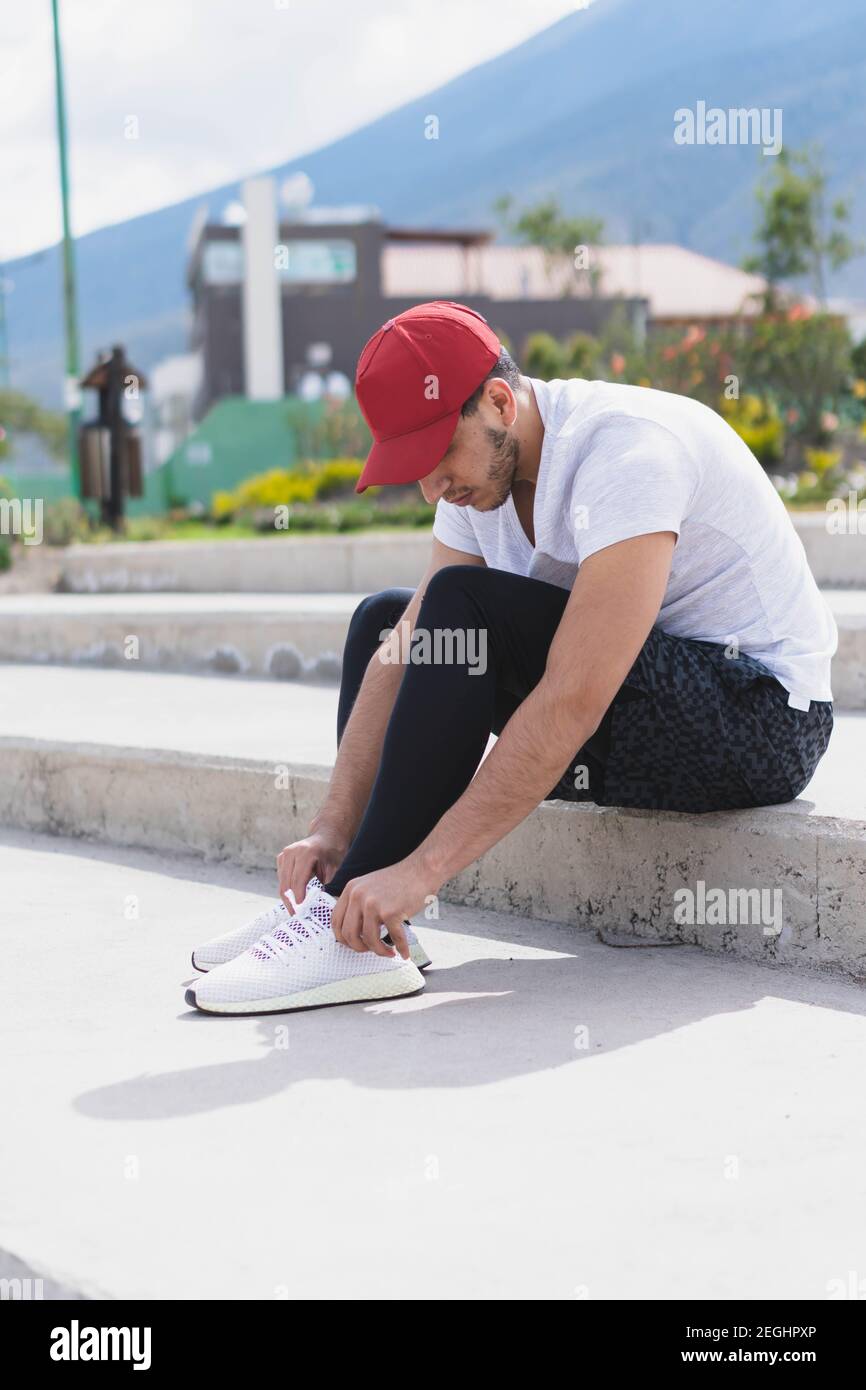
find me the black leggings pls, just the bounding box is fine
[324,565,611,895]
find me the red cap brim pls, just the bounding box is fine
[356,408,461,493]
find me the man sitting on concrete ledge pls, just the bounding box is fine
[186,300,837,1016]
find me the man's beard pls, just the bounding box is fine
[478,426,520,511]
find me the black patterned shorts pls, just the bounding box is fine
[551,626,834,814]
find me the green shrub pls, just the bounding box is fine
[803,447,842,477]
[41,497,91,546]
[274,498,433,533]
[125,515,170,542]
[563,331,600,378]
[522,332,566,380]
[294,399,371,460]
[308,459,365,499]
[212,459,368,523]
[720,394,785,465]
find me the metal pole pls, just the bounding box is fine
[0,264,9,389]
[107,347,125,531]
[50,0,82,496]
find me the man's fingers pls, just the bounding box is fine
[332,887,365,951]
[328,881,407,958]
[290,863,313,911]
[330,888,348,944]
[277,855,314,915]
[362,902,395,958]
[384,917,410,961]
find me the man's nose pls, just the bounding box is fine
[419,473,448,505]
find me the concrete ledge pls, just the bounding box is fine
[821,590,866,709]
[0,594,357,681]
[52,517,866,595]
[2,590,864,706]
[2,737,864,978]
[794,512,866,589]
[58,533,430,595]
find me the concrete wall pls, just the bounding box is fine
[3,740,864,978]
[794,512,866,589]
[56,517,865,594]
[58,533,430,594]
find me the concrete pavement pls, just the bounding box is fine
[0,661,862,816]
[2,827,866,1300]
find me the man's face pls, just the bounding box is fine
[418,381,520,512]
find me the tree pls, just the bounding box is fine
[740,309,851,446]
[743,147,863,308]
[0,389,67,460]
[494,194,605,296]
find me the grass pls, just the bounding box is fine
[120,499,435,542]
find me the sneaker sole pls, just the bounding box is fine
[185,959,425,1016]
[191,940,432,974]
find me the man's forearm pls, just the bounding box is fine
[310,652,404,842]
[412,675,598,885]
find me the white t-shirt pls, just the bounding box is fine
[433,377,837,707]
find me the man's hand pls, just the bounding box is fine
[277,827,348,914]
[330,856,439,959]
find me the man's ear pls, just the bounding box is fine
[485,377,517,426]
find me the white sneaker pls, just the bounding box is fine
[185,878,426,1015]
[191,880,432,972]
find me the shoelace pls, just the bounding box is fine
[251,880,332,960]
[253,901,290,932]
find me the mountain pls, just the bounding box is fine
[7,0,866,407]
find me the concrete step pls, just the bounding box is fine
[52,516,866,594]
[0,592,357,681]
[57,532,430,595]
[0,664,864,978]
[792,510,866,588]
[1,588,864,708]
[6,827,866,1299]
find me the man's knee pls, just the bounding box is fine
[421,563,493,615]
[346,588,413,659]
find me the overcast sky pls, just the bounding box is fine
[1,0,591,262]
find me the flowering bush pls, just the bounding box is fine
[739,309,851,445]
[719,394,785,465]
[212,459,368,522]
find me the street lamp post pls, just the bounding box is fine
[0,264,10,389]
[50,0,82,497]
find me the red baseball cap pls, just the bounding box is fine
[354,301,500,492]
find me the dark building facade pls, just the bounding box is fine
[187,216,646,419]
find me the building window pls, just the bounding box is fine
[275,239,357,284]
[201,241,244,285]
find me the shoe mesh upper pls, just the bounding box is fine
[193,875,421,971]
[192,876,418,1006]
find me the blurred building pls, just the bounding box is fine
[384,242,769,328]
[185,178,648,419]
[183,175,770,420]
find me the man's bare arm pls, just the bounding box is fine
[412,532,677,885]
[278,538,484,905]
